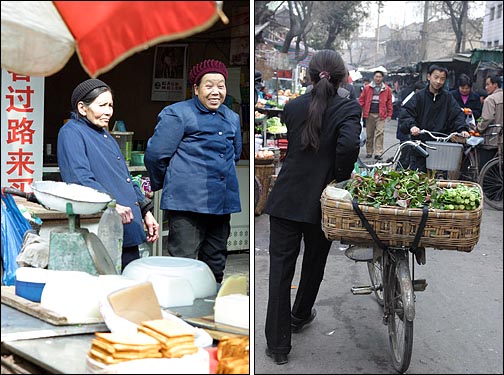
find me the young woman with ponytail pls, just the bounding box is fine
[263,49,362,365]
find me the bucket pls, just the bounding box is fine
[110,131,134,164]
[131,151,144,166]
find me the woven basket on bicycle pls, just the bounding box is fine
[321,180,483,252]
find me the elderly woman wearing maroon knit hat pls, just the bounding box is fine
[144,59,242,289]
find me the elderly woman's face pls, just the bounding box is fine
[78,91,113,128]
[194,73,226,111]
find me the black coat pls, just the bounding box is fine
[264,93,362,224]
[399,87,469,140]
[449,89,482,121]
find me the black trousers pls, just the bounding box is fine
[121,245,139,272]
[167,210,230,283]
[265,215,332,354]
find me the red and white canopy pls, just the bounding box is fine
[1,1,224,78]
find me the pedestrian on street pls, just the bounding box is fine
[449,73,482,123]
[144,59,242,287]
[398,64,470,172]
[358,70,393,159]
[476,73,503,170]
[263,49,362,366]
[57,79,160,271]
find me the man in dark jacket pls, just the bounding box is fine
[399,64,470,172]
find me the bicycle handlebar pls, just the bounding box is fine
[418,129,463,142]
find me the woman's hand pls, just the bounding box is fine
[143,211,160,242]
[115,204,134,224]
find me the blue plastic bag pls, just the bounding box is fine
[1,193,32,285]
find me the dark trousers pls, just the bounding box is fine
[122,245,139,272]
[265,215,332,354]
[167,210,230,283]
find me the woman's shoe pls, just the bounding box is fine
[291,308,317,333]
[265,348,288,365]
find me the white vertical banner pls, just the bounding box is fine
[1,69,44,192]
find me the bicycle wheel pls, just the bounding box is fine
[367,254,384,306]
[478,157,503,211]
[385,253,414,373]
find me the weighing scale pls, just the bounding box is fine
[3,181,118,275]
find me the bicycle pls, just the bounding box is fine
[330,137,481,373]
[346,140,429,373]
[456,124,502,211]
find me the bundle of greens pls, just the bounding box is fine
[266,116,287,134]
[431,184,481,210]
[346,169,482,210]
[346,169,438,209]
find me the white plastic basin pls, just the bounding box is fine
[122,257,216,299]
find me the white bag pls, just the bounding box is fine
[359,120,366,147]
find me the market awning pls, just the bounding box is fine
[471,48,503,65]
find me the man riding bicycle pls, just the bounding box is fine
[398,64,470,172]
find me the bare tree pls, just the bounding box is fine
[279,1,314,62]
[428,1,483,53]
[309,1,369,52]
[442,1,468,53]
[254,1,286,44]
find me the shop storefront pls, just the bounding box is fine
[1,1,251,257]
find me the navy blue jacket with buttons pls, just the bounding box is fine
[144,97,242,215]
[57,115,147,247]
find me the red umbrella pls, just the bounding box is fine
[1,1,228,78]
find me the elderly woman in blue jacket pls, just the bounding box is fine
[57,79,160,271]
[144,59,242,286]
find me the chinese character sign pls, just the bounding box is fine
[1,69,44,192]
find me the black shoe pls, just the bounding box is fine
[265,348,288,365]
[365,154,372,158]
[291,308,317,333]
[374,155,381,160]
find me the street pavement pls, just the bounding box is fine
[252,119,503,374]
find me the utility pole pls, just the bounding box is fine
[375,2,382,66]
[420,1,429,61]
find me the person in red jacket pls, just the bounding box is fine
[358,70,393,159]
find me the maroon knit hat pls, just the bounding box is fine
[189,59,228,85]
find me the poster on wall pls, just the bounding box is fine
[151,44,187,102]
[1,69,44,192]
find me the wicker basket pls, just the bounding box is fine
[321,180,483,252]
[255,164,275,215]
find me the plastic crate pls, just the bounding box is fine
[425,141,463,172]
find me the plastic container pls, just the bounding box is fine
[110,131,133,165]
[15,267,54,302]
[425,141,463,172]
[97,200,123,274]
[130,151,144,166]
[122,256,217,298]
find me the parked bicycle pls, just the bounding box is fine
[454,124,502,211]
